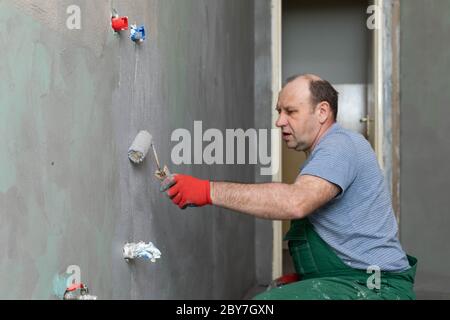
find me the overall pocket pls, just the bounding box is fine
[288,239,319,276]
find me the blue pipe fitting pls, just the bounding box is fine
[130,25,146,43]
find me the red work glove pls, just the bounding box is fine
[161,174,212,209]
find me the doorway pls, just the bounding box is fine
[278,0,375,276]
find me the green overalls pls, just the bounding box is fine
[254,219,417,300]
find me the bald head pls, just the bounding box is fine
[283,74,339,120]
[285,73,323,84]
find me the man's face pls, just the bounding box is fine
[275,78,321,152]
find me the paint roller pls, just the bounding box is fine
[128,130,172,182]
[128,130,153,164]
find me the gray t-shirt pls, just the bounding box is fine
[300,123,410,271]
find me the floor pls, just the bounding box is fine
[415,291,450,300]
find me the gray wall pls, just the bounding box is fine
[282,0,370,84]
[0,0,256,299]
[400,0,450,299]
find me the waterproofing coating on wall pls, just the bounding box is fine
[0,0,256,299]
[400,0,450,298]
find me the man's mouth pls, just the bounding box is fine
[282,132,292,141]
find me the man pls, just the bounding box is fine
[161,74,417,300]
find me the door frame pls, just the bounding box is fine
[270,0,283,281]
[270,0,401,279]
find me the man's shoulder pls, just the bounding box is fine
[318,125,357,151]
[320,125,369,151]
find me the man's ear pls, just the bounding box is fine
[317,101,331,124]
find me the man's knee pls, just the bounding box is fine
[253,278,341,300]
[253,277,380,300]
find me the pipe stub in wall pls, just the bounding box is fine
[130,25,146,43]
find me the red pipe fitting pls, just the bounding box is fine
[111,16,129,32]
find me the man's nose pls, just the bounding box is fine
[276,113,286,128]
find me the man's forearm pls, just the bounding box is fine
[210,181,304,220]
